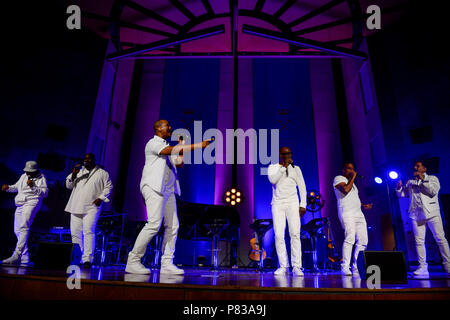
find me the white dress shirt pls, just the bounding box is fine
[7,173,48,206]
[140,135,181,196]
[396,173,441,220]
[65,166,113,214]
[268,163,307,208]
[333,175,362,215]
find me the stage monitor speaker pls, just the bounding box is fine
[34,242,81,270]
[357,251,407,282]
[173,239,211,266]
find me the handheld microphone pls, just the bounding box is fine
[356,173,364,179]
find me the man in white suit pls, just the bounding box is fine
[65,153,113,268]
[125,119,211,275]
[396,160,450,277]
[333,162,373,276]
[1,161,48,265]
[268,147,307,276]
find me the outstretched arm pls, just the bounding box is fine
[3,176,22,193]
[395,180,409,198]
[159,139,211,156]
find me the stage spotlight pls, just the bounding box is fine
[306,189,325,213]
[388,171,399,180]
[224,187,243,206]
[374,177,383,184]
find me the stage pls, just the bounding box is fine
[1,265,449,300]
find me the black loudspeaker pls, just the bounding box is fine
[173,240,211,266]
[357,251,407,282]
[34,242,81,270]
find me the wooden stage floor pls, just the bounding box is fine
[1,265,449,300]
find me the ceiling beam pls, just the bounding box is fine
[169,0,196,20]
[201,0,214,16]
[243,24,367,60]
[254,0,266,12]
[124,52,339,59]
[124,0,182,30]
[294,13,369,36]
[273,0,296,19]
[84,12,175,37]
[106,24,225,61]
[288,0,346,28]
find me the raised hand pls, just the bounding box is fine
[72,164,82,180]
[1,184,8,191]
[201,138,214,148]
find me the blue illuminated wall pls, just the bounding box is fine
[253,59,320,256]
[159,59,220,204]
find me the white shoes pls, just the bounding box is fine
[1,252,21,265]
[125,262,151,274]
[340,266,352,276]
[292,267,304,277]
[160,264,184,275]
[125,252,150,274]
[413,265,429,278]
[351,265,360,276]
[274,267,288,275]
[20,253,30,265]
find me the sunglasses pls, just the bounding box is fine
[280,152,292,155]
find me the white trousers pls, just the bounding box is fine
[13,201,41,258]
[129,186,178,267]
[272,202,302,268]
[339,210,368,269]
[412,214,450,268]
[70,207,101,263]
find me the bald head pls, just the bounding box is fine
[153,119,172,138]
[280,147,291,154]
[153,120,167,131]
[279,146,292,164]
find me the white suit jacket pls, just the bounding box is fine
[7,173,48,206]
[396,173,440,219]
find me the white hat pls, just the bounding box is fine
[23,161,38,172]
